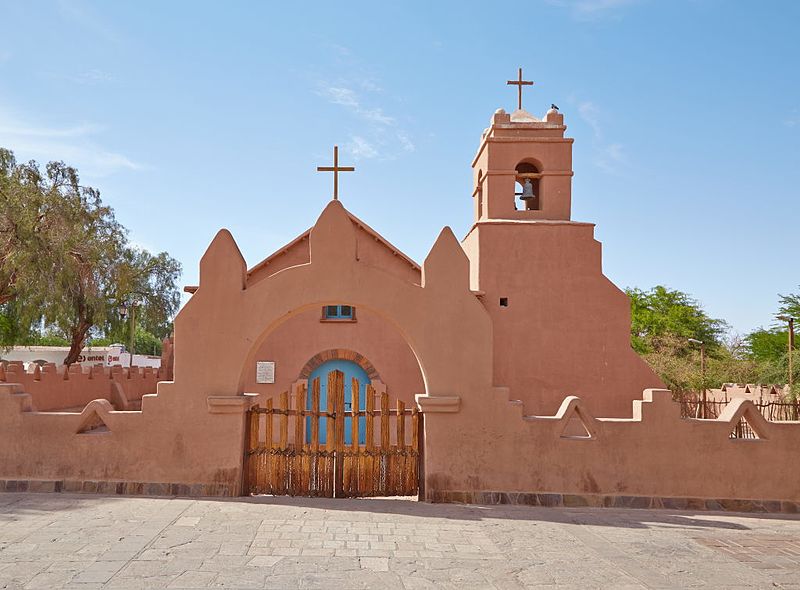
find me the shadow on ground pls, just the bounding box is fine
[3,491,800,532]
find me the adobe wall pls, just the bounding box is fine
[239,307,424,406]
[0,362,160,411]
[0,200,491,497]
[0,383,246,496]
[422,388,800,509]
[462,221,662,418]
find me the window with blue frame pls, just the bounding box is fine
[322,305,355,321]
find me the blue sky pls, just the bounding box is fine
[1,0,798,336]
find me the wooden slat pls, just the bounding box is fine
[310,378,319,495]
[366,385,375,496]
[311,379,320,451]
[279,392,289,446]
[279,391,289,494]
[411,406,419,496]
[351,378,360,452]
[293,386,304,495]
[262,398,273,494]
[248,406,260,451]
[326,373,336,498]
[251,410,259,495]
[397,400,406,496]
[336,371,345,448]
[381,392,389,493]
[326,373,337,453]
[380,392,390,447]
[342,377,351,496]
[350,377,361,496]
[397,400,405,448]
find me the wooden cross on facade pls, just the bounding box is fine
[507,67,534,111]
[317,145,355,201]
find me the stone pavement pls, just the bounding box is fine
[1,493,799,589]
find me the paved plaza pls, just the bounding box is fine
[1,493,799,589]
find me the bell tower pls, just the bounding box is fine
[461,73,661,419]
[472,106,574,222]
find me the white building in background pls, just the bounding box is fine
[0,345,161,370]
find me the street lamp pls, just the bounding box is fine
[688,338,706,418]
[776,315,796,394]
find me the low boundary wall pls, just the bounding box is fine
[0,362,161,411]
[419,389,800,512]
[2,382,800,511]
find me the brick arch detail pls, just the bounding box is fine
[298,349,381,382]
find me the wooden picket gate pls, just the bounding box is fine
[243,369,421,498]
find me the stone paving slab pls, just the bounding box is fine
[0,493,799,588]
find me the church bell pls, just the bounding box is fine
[520,178,536,201]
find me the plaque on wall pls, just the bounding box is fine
[256,361,275,384]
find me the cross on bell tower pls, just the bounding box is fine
[317,145,355,201]
[506,67,534,111]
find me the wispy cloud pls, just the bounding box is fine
[314,47,415,161]
[347,136,379,159]
[317,84,396,126]
[595,143,628,174]
[547,0,640,20]
[0,105,142,178]
[320,86,360,109]
[317,80,415,160]
[396,131,415,153]
[576,100,627,174]
[577,101,603,138]
[359,79,382,93]
[66,69,114,86]
[784,109,800,128]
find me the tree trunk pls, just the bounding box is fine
[63,321,91,365]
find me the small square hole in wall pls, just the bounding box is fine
[499,297,509,307]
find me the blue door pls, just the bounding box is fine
[307,359,368,445]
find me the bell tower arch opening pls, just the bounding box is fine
[514,161,541,211]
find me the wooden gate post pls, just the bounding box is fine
[327,370,345,497]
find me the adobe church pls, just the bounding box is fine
[3,74,798,509]
[225,93,659,421]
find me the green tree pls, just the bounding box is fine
[742,287,800,396]
[745,328,788,363]
[626,286,744,395]
[778,288,800,320]
[132,326,163,356]
[627,285,728,355]
[112,248,181,340]
[0,148,181,364]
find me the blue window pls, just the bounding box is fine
[323,305,355,320]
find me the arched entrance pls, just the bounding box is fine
[307,359,367,445]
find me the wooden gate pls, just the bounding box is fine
[243,370,421,497]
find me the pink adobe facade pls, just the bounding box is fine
[1,105,799,509]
